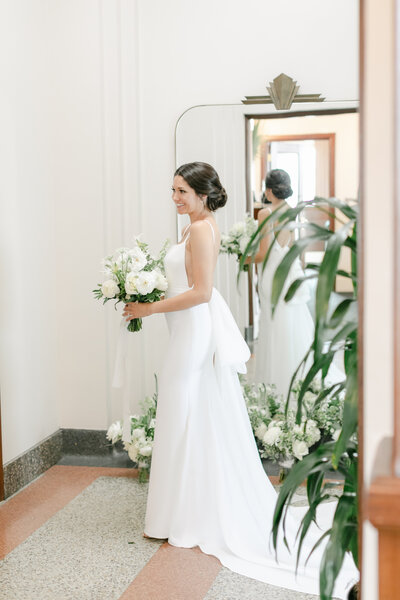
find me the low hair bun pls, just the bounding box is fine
[174,162,228,213]
[272,182,293,200]
[206,186,227,211]
[265,169,293,200]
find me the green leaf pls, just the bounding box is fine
[327,299,357,330]
[332,355,358,468]
[315,221,353,326]
[284,274,318,303]
[319,493,357,599]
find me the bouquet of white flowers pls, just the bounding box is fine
[220,214,257,271]
[106,378,158,482]
[241,377,344,475]
[93,238,169,332]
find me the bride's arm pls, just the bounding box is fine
[123,221,215,320]
[244,207,272,264]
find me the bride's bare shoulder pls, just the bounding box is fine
[258,206,272,220]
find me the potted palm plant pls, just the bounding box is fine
[241,198,359,600]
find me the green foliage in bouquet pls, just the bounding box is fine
[93,239,170,332]
[220,214,258,272]
[241,198,359,599]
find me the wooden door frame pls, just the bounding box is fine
[260,132,336,230]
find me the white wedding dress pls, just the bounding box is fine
[255,237,315,398]
[144,222,358,598]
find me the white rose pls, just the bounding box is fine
[106,421,122,443]
[127,443,139,462]
[135,270,157,295]
[128,246,147,272]
[263,426,282,446]
[293,424,304,435]
[293,440,309,460]
[132,427,146,440]
[125,271,138,295]
[154,270,168,292]
[139,444,153,457]
[255,422,268,440]
[101,279,120,298]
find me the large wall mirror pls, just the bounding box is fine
[175,101,359,348]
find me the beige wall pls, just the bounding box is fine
[362,0,395,597]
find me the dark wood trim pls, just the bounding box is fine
[260,132,336,231]
[260,133,336,141]
[367,475,400,600]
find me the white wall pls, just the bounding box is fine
[0,1,59,463]
[0,0,359,464]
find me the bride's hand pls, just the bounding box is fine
[123,302,154,321]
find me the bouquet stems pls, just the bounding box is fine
[127,317,143,332]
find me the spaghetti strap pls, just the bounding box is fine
[203,219,216,243]
[179,223,191,244]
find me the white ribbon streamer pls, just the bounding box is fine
[112,319,132,443]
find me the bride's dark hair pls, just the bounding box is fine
[175,162,227,211]
[265,169,293,200]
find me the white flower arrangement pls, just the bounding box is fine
[106,378,158,482]
[93,237,169,332]
[106,374,345,483]
[220,214,258,271]
[241,377,345,472]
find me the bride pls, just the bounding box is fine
[122,162,357,598]
[248,168,315,398]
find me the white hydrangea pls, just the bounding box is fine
[263,425,282,446]
[106,421,122,443]
[255,422,268,440]
[306,419,321,444]
[293,424,304,436]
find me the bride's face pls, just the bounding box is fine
[172,175,204,215]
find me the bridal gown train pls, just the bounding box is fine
[254,237,345,397]
[144,223,358,598]
[254,238,315,398]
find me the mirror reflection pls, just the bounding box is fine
[176,104,359,391]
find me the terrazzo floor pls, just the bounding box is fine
[0,465,341,600]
